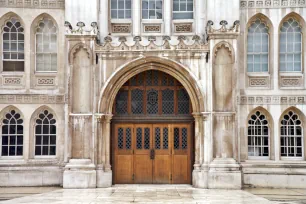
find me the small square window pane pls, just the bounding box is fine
[9,146,15,156]
[156,1,162,9]
[294,43,301,52]
[247,63,253,72]
[294,33,301,42]
[16,146,23,156]
[2,146,8,156]
[50,146,56,155]
[50,125,56,134]
[173,1,179,10]
[18,33,24,41]
[149,10,155,19]
[111,0,117,9]
[180,2,186,11]
[11,33,17,40]
[35,146,41,155]
[262,54,268,63]
[142,0,148,9]
[126,10,131,18]
[50,136,56,145]
[142,10,148,19]
[280,43,286,53]
[149,1,155,9]
[156,10,162,19]
[262,63,268,72]
[294,62,301,71]
[36,136,42,145]
[118,0,124,9]
[254,63,261,72]
[43,136,49,145]
[11,53,17,59]
[9,135,16,145]
[118,10,125,18]
[17,136,23,145]
[42,146,49,155]
[187,2,193,11]
[11,43,17,51]
[3,33,9,40]
[18,53,24,60]
[126,0,131,8]
[3,42,10,51]
[287,43,294,52]
[287,54,294,62]
[111,10,117,18]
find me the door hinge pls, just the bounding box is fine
[132,174,134,181]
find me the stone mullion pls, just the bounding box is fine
[104,114,113,171]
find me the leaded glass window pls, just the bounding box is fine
[111,0,132,19]
[36,18,57,72]
[280,111,303,158]
[114,70,191,116]
[248,111,269,157]
[142,0,163,19]
[173,0,193,20]
[35,110,56,156]
[1,110,23,156]
[2,18,24,72]
[247,19,269,72]
[280,18,302,72]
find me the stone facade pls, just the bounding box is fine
[0,0,305,189]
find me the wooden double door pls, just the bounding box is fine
[113,123,193,184]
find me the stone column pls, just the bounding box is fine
[164,0,172,36]
[104,114,112,172]
[132,0,141,36]
[192,113,206,188]
[99,0,109,41]
[96,114,112,187]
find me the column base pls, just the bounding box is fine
[208,158,242,189]
[63,159,96,189]
[96,166,112,188]
[192,170,208,188]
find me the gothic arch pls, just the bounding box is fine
[0,105,24,121]
[68,43,93,65]
[247,106,274,126]
[213,41,235,64]
[246,13,274,32]
[279,12,306,31]
[98,56,205,114]
[0,12,25,29]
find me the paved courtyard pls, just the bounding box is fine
[0,185,275,204]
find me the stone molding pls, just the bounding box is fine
[280,75,303,88]
[238,95,306,105]
[96,35,208,52]
[3,76,22,86]
[36,77,55,86]
[0,0,65,8]
[0,94,66,104]
[111,23,131,33]
[240,0,306,9]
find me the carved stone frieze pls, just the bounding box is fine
[238,95,306,105]
[0,94,66,104]
[143,24,161,33]
[3,77,22,86]
[248,76,269,88]
[96,35,208,52]
[37,77,55,86]
[240,0,306,8]
[280,76,303,88]
[112,24,131,33]
[174,23,193,33]
[0,0,65,8]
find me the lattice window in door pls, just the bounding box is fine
[131,89,144,114]
[118,128,124,149]
[115,90,128,115]
[178,89,190,114]
[144,128,150,149]
[162,89,174,114]
[174,128,180,149]
[163,127,169,149]
[126,128,132,149]
[136,128,142,149]
[147,89,159,114]
[155,127,161,149]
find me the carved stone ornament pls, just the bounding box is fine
[240,0,306,8]
[0,0,65,8]
[96,35,208,52]
[65,21,98,35]
[0,95,66,104]
[207,20,240,34]
[238,95,306,105]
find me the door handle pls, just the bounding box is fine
[150,149,155,160]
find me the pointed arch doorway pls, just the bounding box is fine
[112,70,194,184]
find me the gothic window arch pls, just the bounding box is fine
[35,18,57,72]
[247,19,269,72]
[280,18,302,72]
[111,0,132,19]
[248,111,269,158]
[280,110,303,158]
[2,17,24,72]
[142,0,163,19]
[173,0,193,20]
[34,110,56,156]
[1,109,23,157]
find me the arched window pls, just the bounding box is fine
[2,17,24,72]
[247,19,269,72]
[280,111,303,158]
[35,18,57,72]
[248,111,269,157]
[35,110,56,156]
[111,0,131,19]
[1,110,23,156]
[280,18,302,72]
[173,0,193,20]
[142,0,163,19]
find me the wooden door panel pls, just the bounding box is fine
[134,155,153,183]
[172,155,188,184]
[153,155,170,184]
[115,155,133,184]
